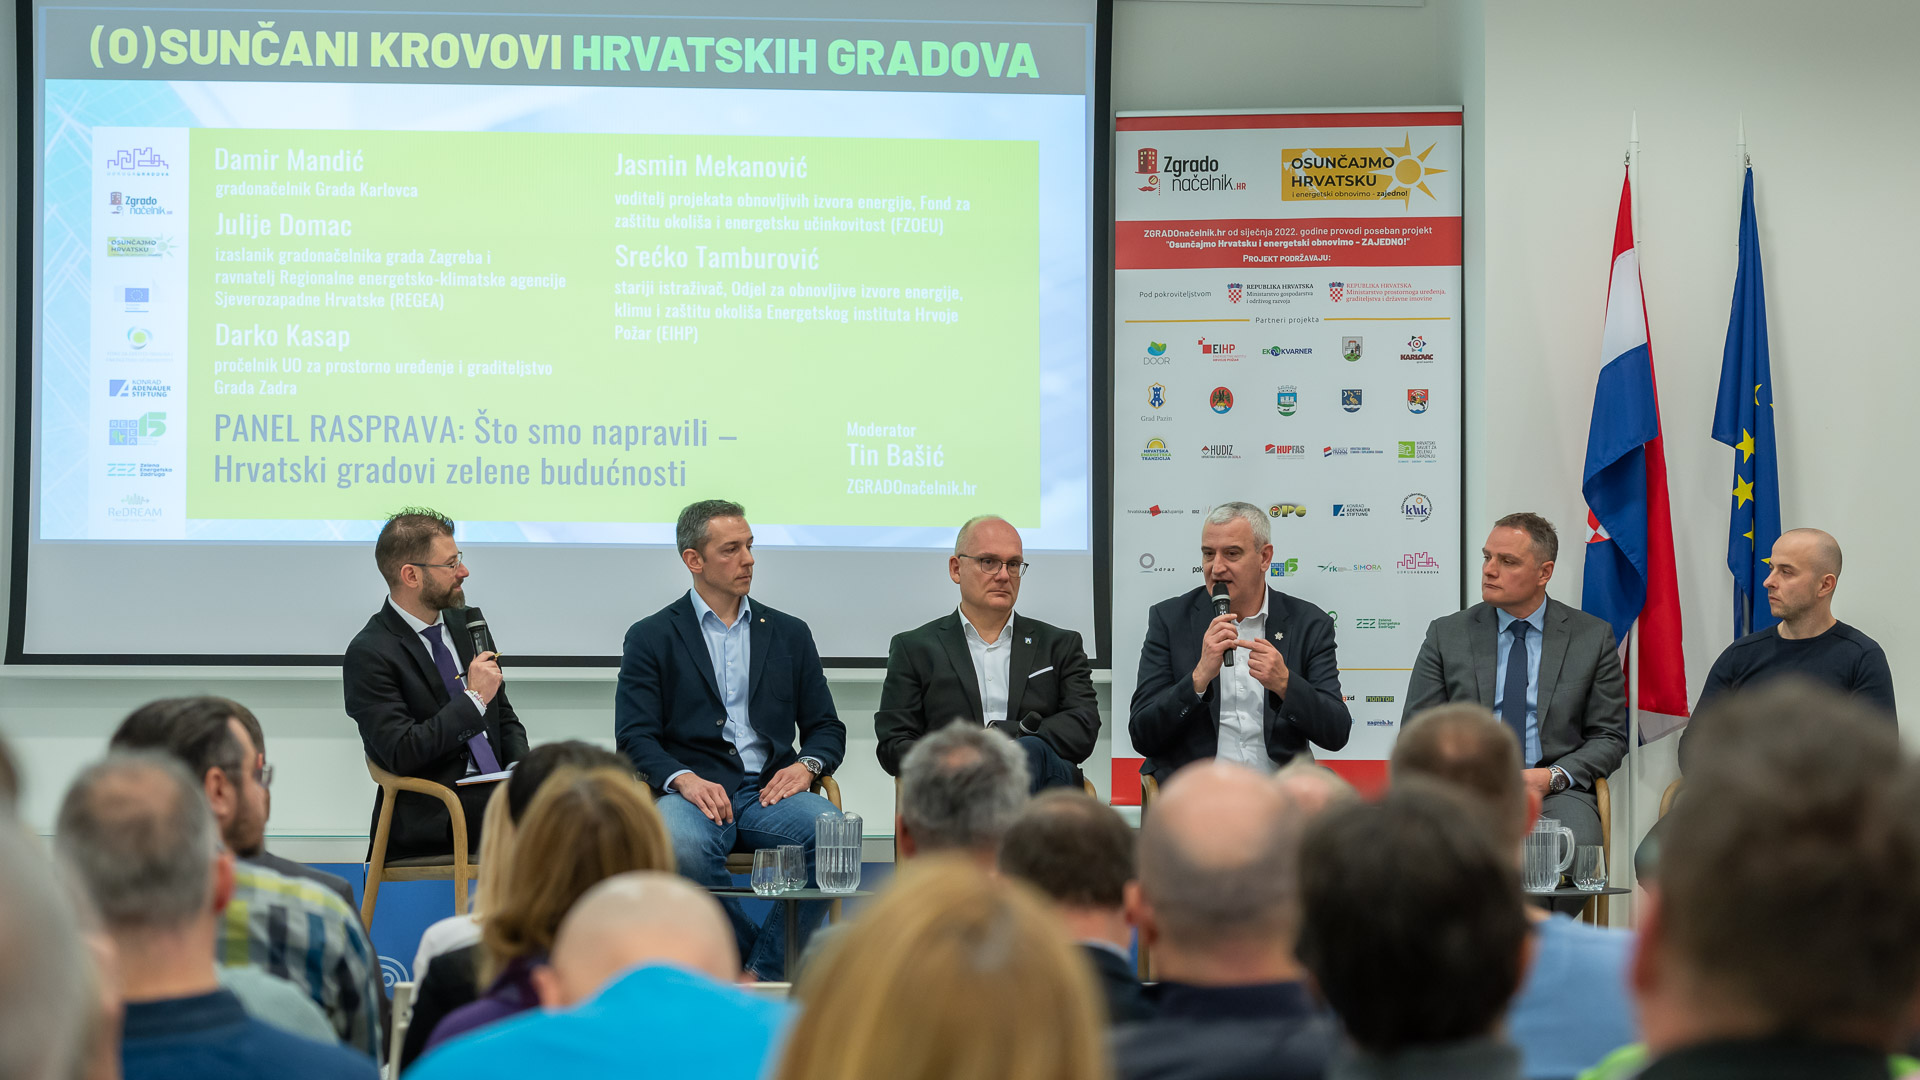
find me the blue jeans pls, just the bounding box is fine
[657,780,837,978]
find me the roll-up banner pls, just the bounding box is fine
[1110,108,1464,802]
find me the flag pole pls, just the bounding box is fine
[1622,114,1642,927]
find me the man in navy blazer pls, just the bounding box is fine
[1128,501,1351,786]
[615,499,846,980]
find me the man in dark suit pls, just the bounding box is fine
[344,509,528,862]
[999,789,1152,1024]
[875,515,1099,793]
[1128,501,1351,785]
[1403,512,1626,868]
[615,499,846,980]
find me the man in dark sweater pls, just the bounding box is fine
[1681,529,1892,772]
[1631,684,1920,1080]
[1110,761,1338,1080]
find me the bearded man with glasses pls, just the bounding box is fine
[345,507,529,862]
[875,514,1100,794]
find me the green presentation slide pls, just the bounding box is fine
[189,129,1039,525]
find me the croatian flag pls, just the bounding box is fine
[1581,170,1689,736]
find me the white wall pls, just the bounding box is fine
[6,1,1914,884]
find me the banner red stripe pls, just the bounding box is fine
[1108,757,1390,805]
[1118,112,1463,132]
[1117,217,1462,270]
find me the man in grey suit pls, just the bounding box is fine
[1403,512,1625,869]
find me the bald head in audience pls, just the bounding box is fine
[1271,761,1358,819]
[533,872,739,1008]
[1391,703,1535,848]
[1129,760,1321,985]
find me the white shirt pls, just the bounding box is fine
[1214,594,1272,771]
[386,597,488,774]
[960,608,1016,728]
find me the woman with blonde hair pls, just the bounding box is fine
[777,856,1110,1080]
[419,763,675,1053]
[400,740,630,1070]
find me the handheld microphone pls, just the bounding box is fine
[464,606,499,666]
[1212,582,1235,667]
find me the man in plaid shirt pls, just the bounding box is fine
[112,697,382,1058]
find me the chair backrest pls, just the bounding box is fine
[387,981,415,1080]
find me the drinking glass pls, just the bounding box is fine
[779,844,807,893]
[1522,817,1576,892]
[815,811,863,894]
[1573,845,1608,892]
[751,848,782,897]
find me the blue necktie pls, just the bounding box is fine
[1501,621,1531,767]
[421,625,502,773]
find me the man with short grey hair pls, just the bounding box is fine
[57,753,375,1080]
[0,821,99,1080]
[875,514,1100,793]
[1128,500,1351,784]
[896,721,1031,863]
[1112,760,1338,1080]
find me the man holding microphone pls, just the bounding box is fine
[1128,501,1352,788]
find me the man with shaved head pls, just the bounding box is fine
[876,514,1101,793]
[1111,760,1338,1080]
[409,872,786,1079]
[1680,528,1893,774]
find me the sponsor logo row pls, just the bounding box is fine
[1140,335,1434,364]
[1144,439,1439,462]
[1133,550,1443,578]
[1124,495,1437,523]
[1143,384,1431,416]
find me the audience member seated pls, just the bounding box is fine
[56,753,376,1080]
[410,872,782,1080]
[401,740,632,1068]
[410,741,627,971]
[777,856,1107,1080]
[0,817,104,1080]
[896,720,1031,863]
[1622,681,1920,1080]
[1392,704,1635,1079]
[1111,760,1338,1080]
[1270,759,1359,816]
[110,698,381,1057]
[999,790,1152,1024]
[420,764,675,1053]
[217,697,356,908]
[1299,781,1531,1080]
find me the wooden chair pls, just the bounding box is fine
[1582,775,1612,926]
[1659,777,1684,819]
[1137,773,1158,980]
[361,759,478,931]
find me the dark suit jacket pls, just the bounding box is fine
[1401,598,1627,792]
[1127,586,1351,784]
[1084,943,1154,1025]
[1112,981,1336,1080]
[874,610,1100,775]
[614,592,846,794]
[344,602,529,860]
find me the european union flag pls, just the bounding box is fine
[1713,168,1782,638]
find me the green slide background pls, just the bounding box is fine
[188,129,1039,525]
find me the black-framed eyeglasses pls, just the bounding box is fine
[408,552,464,573]
[958,554,1031,578]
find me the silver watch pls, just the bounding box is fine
[1548,766,1571,794]
[799,756,824,777]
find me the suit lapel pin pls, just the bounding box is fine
[1274,631,1284,641]
[1024,636,1032,645]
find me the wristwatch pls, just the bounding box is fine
[1548,766,1571,794]
[799,756,825,777]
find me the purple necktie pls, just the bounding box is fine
[421,625,502,773]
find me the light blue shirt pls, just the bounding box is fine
[690,587,768,775]
[1495,603,1547,767]
[1507,915,1637,1079]
[408,965,789,1080]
